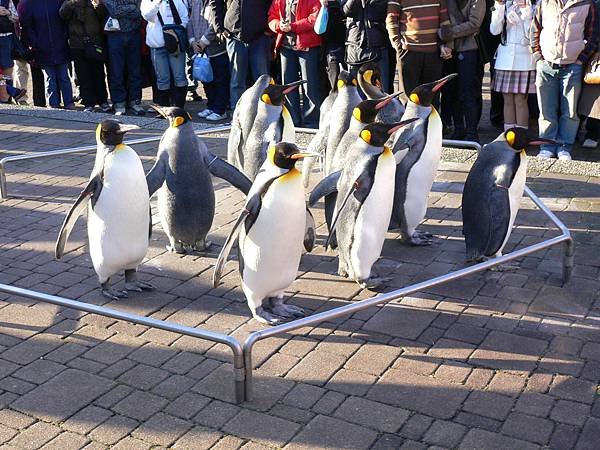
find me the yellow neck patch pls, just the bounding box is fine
[172,116,185,128]
[114,143,127,152]
[360,129,371,144]
[410,93,420,105]
[262,94,272,104]
[383,145,392,156]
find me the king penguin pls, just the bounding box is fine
[462,128,555,262]
[228,75,273,170]
[309,119,417,288]
[358,62,405,123]
[390,74,456,245]
[213,143,318,325]
[243,81,305,181]
[55,120,153,300]
[146,106,252,253]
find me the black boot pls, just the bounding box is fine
[156,89,170,107]
[172,86,187,108]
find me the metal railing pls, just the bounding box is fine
[0,125,232,200]
[0,124,574,404]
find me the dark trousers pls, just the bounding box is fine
[204,53,230,115]
[400,50,443,106]
[447,50,481,140]
[586,117,600,140]
[71,49,108,107]
[31,65,46,107]
[106,30,142,104]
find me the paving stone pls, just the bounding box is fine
[363,306,437,339]
[210,435,245,450]
[427,338,477,361]
[117,363,170,390]
[434,362,472,383]
[393,352,440,376]
[465,368,494,389]
[94,385,135,408]
[459,429,539,450]
[334,396,410,433]
[61,405,113,435]
[9,422,61,449]
[285,350,346,386]
[514,392,554,418]
[284,415,377,450]
[172,425,222,450]
[192,363,237,403]
[549,336,583,356]
[40,432,90,450]
[370,434,405,450]
[423,420,468,448]
[89,415,139,445]
[164,392,211,419]
[311,390,346,415]
[399,414,434,440]
[325,368,377,396]
[469,331,547,373]
[270,404,315,424]
[11,369,113,422]
[454,412,501,433]
[282,384,326,410]
[223,409,300,448]
[501,412,554,445]
[550,375,597,404]
[398,439,428,450]
[13,359,66,385]
[194,400,240,429]
[0,376,36,395]
[525,373,553,393]
[549,423,580,450]
[487,372,527,397]
[577,417,600,450]
[112,390,168,421]
[368,369,469,419]
[2,335,63,365]
[444,323,489,345]
[462,391,515,420]
[0,424,17,444]
[581,341,600,361]
[110,437,152,450]
[344,343,400,376]
[131,412,191,447]
[551,399,591,426]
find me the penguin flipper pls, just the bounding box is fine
[212,209,250,288]
[146,155,167,197]
[55,175,102,259]
[206,152,252,195]
[304,208,316,252]
[308,171,341,206]
[227,116,244,169]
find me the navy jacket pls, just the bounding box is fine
[18,0,70,66]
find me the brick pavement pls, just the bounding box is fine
[0,112,599,449]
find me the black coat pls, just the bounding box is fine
[59,0,107,49]
[342,0,389,65]
[207,0,271,43]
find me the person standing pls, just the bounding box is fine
[60,0,111,112]
[188,0,230,120]
[103,0,145,115]
[141,0,190,108]
[344,0,392,94]
[386,0,452,103]
[268,0,322,127]
[18,0,74,109]
[0,0,26,103]
[531,0,598,160]
[489,0,536,130]
[206,0,272,110]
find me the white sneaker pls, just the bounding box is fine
[537,149,556,158]
[83,106,94,113]
[205,111,227,121]
[114,102,126,116]
[557,150,572,161]
[197,109,213,118]
[582,138,598,148]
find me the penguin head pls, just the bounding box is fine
[96,120,139,147]
[409,73,457,107]
[261,80,307,106]
[358,62,382,89]
[504,127,557,151]
[268,142,319,170]
[353,91,403,123]
[359,118,419,147]
[151,105,193,128]
[337,70,358,90]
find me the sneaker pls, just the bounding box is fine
[129,99,145,116]
[537,149,556,158]
[582,138,598,149]
[11,88,27,104]
[205,111,227,121]
[64,103,77,110]
[557,150,572,161]
[114,102,126,116]
[100,102,113,113]
[83,106,94,113]
[197,109,213,118]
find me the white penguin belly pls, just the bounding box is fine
[88,147,149,282]
[497,151,527,256]
[240,170,306,308]
[403,112,443,236]
[350,151,396,281]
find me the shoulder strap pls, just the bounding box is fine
[168,0,183,25]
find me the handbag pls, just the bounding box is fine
[584,52,600,84]
[313,5,328,35]
[104,17,120,32]
[192,53,213,82]
[158,1,188,55]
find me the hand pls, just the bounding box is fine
[280,21,291,32]
[0,7,10,16]
[440,45,452,60]
[191,41,202,53]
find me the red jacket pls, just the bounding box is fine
[268,0,322,51]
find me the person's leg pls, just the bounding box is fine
[169,49,188,107]
[227,38,249,109]
[535,60,560,156]
[30,65,46,107]
[73,50,94,107]
[151,46,172,103]
[514,93,529,128]
[556,63,583,158]
[585,117,600,141]
[458,50,481,141]
[56,63,74,107]
[14,59,29,103]
[248,34,271,82]
[503,93,516,130]
[41,65,60,108]
[400,51,421,98]
[489,59,504,126]
[423,51,443,108]
[298,47,321,128]
[107,32,127,106]
[125,30,143,106]
[91,59,109,106]
[440,56,457,130]
[377,47,391,94]
[280,47,302,126]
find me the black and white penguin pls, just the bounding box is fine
[390,74,457,245]
[56,120,153,300]
[228,75,273,170]
[310,119,417,288]
[462,128,555,262]
[243,81,305,180]
[213,143,318,325]
[146,106,252,253]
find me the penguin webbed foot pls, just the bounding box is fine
[125,280,155,291]
[252,307,290,326]
[403,231,433,246]
[191,239,212,253]
[166,241,186,254]
[490,262,520,272]
[357,276,391,290]
[101,287,129,300]
[269,298,306,319]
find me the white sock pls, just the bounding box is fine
[504,123,515,131]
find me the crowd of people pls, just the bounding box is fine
[0,0,599,160]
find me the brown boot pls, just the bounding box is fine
[0,77,10,103]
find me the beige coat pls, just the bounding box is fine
[578,83,600,119]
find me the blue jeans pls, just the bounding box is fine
[536,60,583,154]
[0,34,13,69]
[41,63,73,108]
[150,46,188,91]
[107,30,142,104]
[281,47,321,128]
[349,47,390,99]
[226,35,270,109]
[203,53,230,115]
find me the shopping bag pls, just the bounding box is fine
[313,5,328,35]
[193,53,214,83]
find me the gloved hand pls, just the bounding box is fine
[438,25,453,42]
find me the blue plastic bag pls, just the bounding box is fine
[193,54,214,83]
[313,5,328,35]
